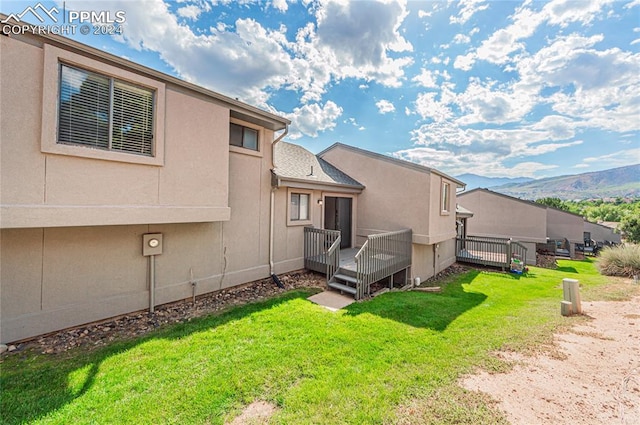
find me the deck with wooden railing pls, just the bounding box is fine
[456,236,527,269]
[304,227,412,299]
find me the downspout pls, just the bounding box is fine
[269,125,289,277]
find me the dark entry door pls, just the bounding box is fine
[324,197,352,249]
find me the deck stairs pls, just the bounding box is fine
[304,227,412,300]
[328,266,359,296]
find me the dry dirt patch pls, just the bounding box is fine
[462,296,640,424]
[227,401,278,425]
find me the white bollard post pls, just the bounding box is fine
[560,300,573,316]
[562,278,582,315]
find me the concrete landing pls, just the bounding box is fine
[307,290,355,311]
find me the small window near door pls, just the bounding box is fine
[290,193,310,221]
[441,181,450,214]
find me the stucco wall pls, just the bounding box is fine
[428,175,459,244]
[0,131,301,343]
[458,190,548,243]
[272,188,324,272]
[319,145,460,282]
[0,36,298,343]
[321,146,430,239]
[0,223,226,343]
[546,208,584,244]
[584,221,621,244]
[0,35,230,229]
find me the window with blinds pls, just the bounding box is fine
[58,64,154,156]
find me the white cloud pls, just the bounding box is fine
[543,0,615,28]
[414,92,453,122]
[392,146,558,178]
[376,99,396,114]
[177,5,204,20]
[453,33,471,44]
[271,0,289,12]
[450,0,489,25]
[412,69,438,88]
[453,53,475,71]
[59,0,415,129]
[530,115,577,140]
[455,0,616,71]
[312,0,414,87]
[285,101,343,139]
[516,33,640,132]
[455,78,536,125]
[576,148,640,168]
[345,117,365,130]
[625,0,640,9]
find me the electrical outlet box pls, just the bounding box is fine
[143,233,163,256]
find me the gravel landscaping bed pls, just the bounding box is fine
[3,263,475,356]
[5,270,325,355]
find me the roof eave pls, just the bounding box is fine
[1,17,289,131]
[273,174,364,192]
[319,143,465,186]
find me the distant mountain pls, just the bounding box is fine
[456,173,533,190]
[489,164,640,200]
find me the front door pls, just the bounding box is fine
[324,197,352,249]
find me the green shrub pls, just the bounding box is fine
[596,244,640,277]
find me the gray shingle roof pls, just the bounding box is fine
[273,142,364,189]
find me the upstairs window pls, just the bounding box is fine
[230,123,258,151]
[441,181,450,213]
[58,64,155,156]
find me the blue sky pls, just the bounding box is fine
[3,0,639,178]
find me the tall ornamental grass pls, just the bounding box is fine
[596,244,640,277]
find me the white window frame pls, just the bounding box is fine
[441,181,450,214]
[41,44,166,166]
[287,188,312,226]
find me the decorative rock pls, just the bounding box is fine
[8,345,17,352]
[0,344,8,354]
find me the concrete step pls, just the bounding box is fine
[328,281,357,295]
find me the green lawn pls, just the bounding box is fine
[0,259,629,424]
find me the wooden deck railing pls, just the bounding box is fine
[304,227,341,274]
[355,229,412,299]
[325,234,341,285]
[456,236,527,269]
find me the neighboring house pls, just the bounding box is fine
[318,143,465,281]
[457,189,583,263]
[584,221,621,246]
[0,25,466,343]
[455,204,474,239]
[0,25,292,343]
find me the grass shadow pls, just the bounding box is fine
[343,270,487,331]
[0,289,315,425]
[556,266,579,273]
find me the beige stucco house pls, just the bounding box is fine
[0,25,295,343]
[457,188,584,262]
[318,143,465,280]
[584,220,621,246]
[1,23,465,343]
